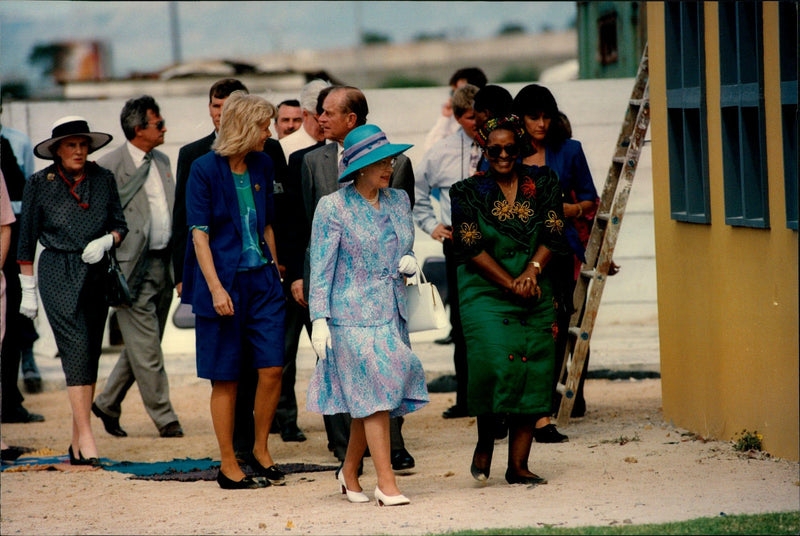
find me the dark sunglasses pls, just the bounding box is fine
[147,119,166,130]
[485,143,520,159]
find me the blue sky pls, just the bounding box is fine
[1,1,576,86]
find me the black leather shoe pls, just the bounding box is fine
[158,421,184,438]
[91,403,127,437]
[246,453,286,486]
[470,447,492,482]
[217,470,268,489]
[24,377,43,394]
[1,445,32,461]
[505,469,547,486]
[434,334,454,345]
[280,423,307,442]
[442,404,468,419]
[2,406,44,423]
[533,423,568,443]
[391,448,415,471]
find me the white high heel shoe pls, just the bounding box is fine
[374,486,410,506]
[337,469,369,503]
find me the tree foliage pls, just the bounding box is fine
[28,43,67,77]
[361,31,391,45]
[498,23,526,36]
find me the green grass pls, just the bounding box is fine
[429,511,800,535]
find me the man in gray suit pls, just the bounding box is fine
[299,85,416,470]
[93,95,183,438]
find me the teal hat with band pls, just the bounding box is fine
[338,124,412,182]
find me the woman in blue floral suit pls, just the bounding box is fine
[306,124,428,506]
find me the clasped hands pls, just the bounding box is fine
[510,266,542,300]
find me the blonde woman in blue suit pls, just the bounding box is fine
[183,92,286,490]
[307,125,429,506]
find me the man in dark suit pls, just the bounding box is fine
[172,79,302,455]
[298,85,417,470]
[271,80,331,444]
[173,78,248,295]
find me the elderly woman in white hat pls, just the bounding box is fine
[306,124,429,506]
[17,116,127,466]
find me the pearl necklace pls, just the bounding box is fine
[357,188,379,206]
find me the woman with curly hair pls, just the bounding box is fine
[449,115,569,486]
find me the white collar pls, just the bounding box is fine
[126,141,150,166]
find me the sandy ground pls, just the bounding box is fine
[1,349,798,535]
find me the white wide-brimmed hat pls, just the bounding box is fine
[33,115,113,159]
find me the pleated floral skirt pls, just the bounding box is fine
[306,316,429,419]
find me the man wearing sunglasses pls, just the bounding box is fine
[93,95,184,439]
[413,83,481,420]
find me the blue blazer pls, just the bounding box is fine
[181,151,276,317]
[545,139,597,262]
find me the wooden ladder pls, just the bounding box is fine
[556,43,651,426]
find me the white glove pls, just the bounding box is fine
[398,255,417,276]
[81,234,115,264]
[311,318,332,360]
[19,274,38,319]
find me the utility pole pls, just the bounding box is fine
[169,1,182,66]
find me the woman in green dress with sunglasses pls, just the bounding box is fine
[450,115,569,486]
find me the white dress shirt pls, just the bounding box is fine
[279,126,317,164]
[413,128,477,234]
[126,141,171,250]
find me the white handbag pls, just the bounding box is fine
[404,265,449,333]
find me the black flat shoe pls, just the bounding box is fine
[470,447,492,482]
[246,453,286,485]
[533,423,568,443]
[68,445,102,467]
[217,470,268,490]
[505,469,547,486]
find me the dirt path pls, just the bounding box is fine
[2,372,798,535]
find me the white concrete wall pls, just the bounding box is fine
[4,78,656,366]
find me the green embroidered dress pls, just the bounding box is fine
[450,165,569,416]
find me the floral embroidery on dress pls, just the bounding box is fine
[492,199,515,221]
[492,199,535,223]
[545,210,565,234]
[515,201,534,222]
[459,222,482,246]
[520,178,537,198]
